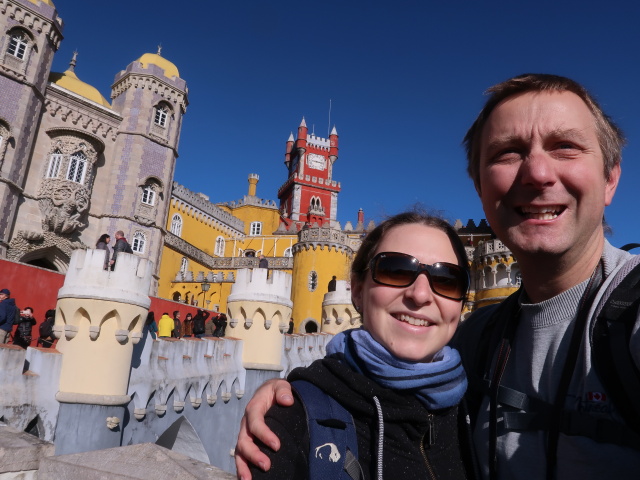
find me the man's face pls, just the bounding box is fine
[0,293,6,302]
[22,309,33,318]
[477,91,620,262]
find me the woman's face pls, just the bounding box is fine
[352,224,464,362]
[106,237,111,244]
[186,314,192,320]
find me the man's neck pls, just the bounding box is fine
[517,237,605,304]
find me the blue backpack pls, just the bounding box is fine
[292,380,363,480]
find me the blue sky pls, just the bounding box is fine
[51,0,640,248]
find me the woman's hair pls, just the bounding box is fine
[96,233,110,247]
[351,208,470,286]
[185,313,193,319]
[145,311,155,325]
[45,309,56,319]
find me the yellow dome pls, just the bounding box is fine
[49,69,111,108]
[136,53,179,79]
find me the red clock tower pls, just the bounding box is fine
[277,118,341,229]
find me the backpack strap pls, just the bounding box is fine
[291,380,363,480]
[592,259,640,434]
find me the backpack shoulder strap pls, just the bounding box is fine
[291,380,363,480]
[592,258,640,434]
[452,289,522,425]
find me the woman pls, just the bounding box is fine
[96,234,111,270]
[241,211,472,480]
[145,311,158,340]
[183,312,194,337]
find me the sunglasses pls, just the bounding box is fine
[369,251,469,301]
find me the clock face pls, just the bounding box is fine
[307,153,326,171]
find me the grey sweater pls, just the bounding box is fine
[471,241,640,479]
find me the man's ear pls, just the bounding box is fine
[605,163,621,206]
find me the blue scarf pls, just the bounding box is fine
[326,328,467,410]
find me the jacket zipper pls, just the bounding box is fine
[420,413,437,480]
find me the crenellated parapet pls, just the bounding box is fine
[226,269,292,369]
[281,333,333,378]
[171,182,245,234]
[111,72,188,113]
[293,225,355,254]
[128,336,245,421]
[321,280,361,334]
[0,0,63,49]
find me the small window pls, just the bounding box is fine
[154,106,168,127]
[215,236,225,256]
[46,151,62,178]
[250,221,262,236]
[170,214,182,236]
[7,32,28,60]
[66,151,87,184]
[180,257,188,274]
[142,185,155,206]
[308,271,318,292]
[132,232,146,253]
[283,247,292,258]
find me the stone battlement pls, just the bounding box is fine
[226,268,292,307]
[58,248,153,309]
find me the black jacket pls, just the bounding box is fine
[250,357,470,480]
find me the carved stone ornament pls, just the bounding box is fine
[39,182,90,234]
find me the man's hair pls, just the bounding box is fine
[24,307,33,313]
[173,310,179,317]
[463,73,626,189]
[115,230,125,237]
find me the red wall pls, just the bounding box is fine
[0,259,213,347]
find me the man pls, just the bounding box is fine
[0,288,17,344]
[327,275,337,292]
[172,310,182,339]
[234,74,640,480]
[158,312,173,338]
[258,255,268,269]
[110,230,133,270]
[13,307,36,349]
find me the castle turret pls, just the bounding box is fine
[53,248,153,453]
[321,280,361,334]
[290,226,354,332]
[284,133,294,169]
[225,268,292,369]
[247,173,259,197]
[277,118,341,229]
[0,0,63,257]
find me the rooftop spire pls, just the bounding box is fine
[68,50,78,72]
[157,44,162,56]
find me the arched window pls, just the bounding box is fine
[308,271,318,292]
[7,31,28,60]
[250,221,262,236]
[66,151,87,184]
[132,232,146,253]
[283,247,293,258]
[215,236,225,256]
[170,214,182,236]
[46,150,62,178]
[180,257,188,274]
[154,105,168,127]
[142,185,155,206]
